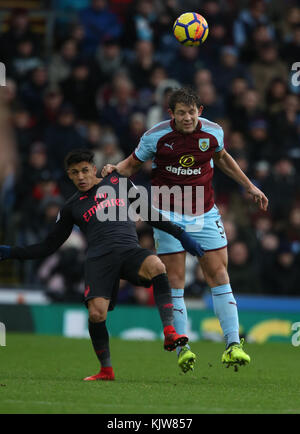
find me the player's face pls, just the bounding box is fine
[67,161,98,192]
[170,103,203,134]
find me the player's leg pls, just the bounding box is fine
[84,297,115,381]
[199,248,250,367]
[83,256,119,381]
[137,254,188,351]
[153,227,196,372]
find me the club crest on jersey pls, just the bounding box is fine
[199,138,210,152]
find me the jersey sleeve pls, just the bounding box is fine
[10,205,74,260]
[214,126,225,153]
[133,131,157,162]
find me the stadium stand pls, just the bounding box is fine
[0,0,299,303]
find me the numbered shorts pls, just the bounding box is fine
[153,205,227,254]
[84,246,153,310]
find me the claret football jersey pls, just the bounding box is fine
[133,117,224,215]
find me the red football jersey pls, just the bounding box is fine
[133,118,224,215]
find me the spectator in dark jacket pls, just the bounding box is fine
[80,0,123,55]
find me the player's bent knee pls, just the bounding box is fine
[148,257,166,279]
[89,310,107,323]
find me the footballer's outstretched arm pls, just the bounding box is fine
[101,154,143,178]
[0,207,74,261]
[213,149,269,211]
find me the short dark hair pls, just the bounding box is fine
[168,87,202,112]
[64,149,95,169]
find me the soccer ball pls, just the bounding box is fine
[173,12,209,46]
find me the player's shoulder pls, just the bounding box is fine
[199,116,223,134]
[144,119,172,139]
[64,191,80,207]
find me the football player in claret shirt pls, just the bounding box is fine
[102,87,269,372]
[0,149,205,381]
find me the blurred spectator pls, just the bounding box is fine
[262,158,300,222]
[122,112,147,156]
[48,39,78,84]
[233,0,274,48]
[261,242,299,295]
[137,65,170,111]
[185,263,209,298]
[225,76,249,122]
[246,119,274,164]
[146,85,175,129]
[99,74,139,147]
[269,94,300,162]
[123,0,157,49]
[19,65,49,116]
[223,219,238,245]
[284,206,300,253]
[128,40,161,90]
[39,85,64,129]
[37,230,86,301]
[231,88,264,132]
[60,59,99,121]
[194,68,213,90]
[44,103,87,174]
[197,83,224,121]
[200,6,232,67]
[85,122,102,149]
[8,39,42,85]
[69,24,85,53]
[228,240,261,293]
[240,23,274,64]
[227,131,247,154]
[277,6,300,44]
[168,45,203,86]
[265,77,289,116]
[212,45,251,95]
[91,37,125,85]
[0,8,40,63]
[282,23,300,67]
[92,131,125,172]
[250,42,289,105]
[251,160,271,188]
[12,104,39,163]
[18,173,62,230]
[15,141,59,204]
[79,0,123,55]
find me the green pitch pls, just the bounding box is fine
[0,333,300,414]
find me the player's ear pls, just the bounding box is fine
[167,108,174,119]
[198,105,204,116]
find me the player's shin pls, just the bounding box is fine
[171,288,191,355]
[152,273,174,328]
[88,320,112,367]
[152,274,189,351]
[211,283,240,347]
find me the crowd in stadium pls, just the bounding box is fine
[0,0,299,303]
